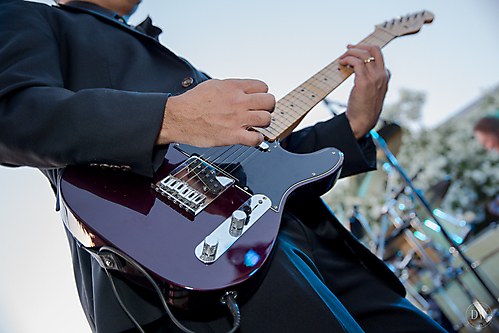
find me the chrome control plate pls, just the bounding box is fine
[195,194,272,264]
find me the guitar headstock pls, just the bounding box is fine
[376,11,434,37]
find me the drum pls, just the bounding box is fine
[429,223,499,332]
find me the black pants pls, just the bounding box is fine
[119,212,447,333]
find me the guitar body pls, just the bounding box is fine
[60,142,343,309]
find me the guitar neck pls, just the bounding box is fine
[254,27,398,142]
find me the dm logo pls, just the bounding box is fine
[466,301,493,329]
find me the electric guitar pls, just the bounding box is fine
[59,11,434,310]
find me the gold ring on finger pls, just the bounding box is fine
[364,57,375,64]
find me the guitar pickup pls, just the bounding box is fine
[187,158,223,194]
[153,156,235,215]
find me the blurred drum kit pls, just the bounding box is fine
[338,115,499,332]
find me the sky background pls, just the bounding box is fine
[1,0,499,332]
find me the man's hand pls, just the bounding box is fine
[155,78,275,147]
[338,44,390,139]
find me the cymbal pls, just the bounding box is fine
[426,177,451,207]
[376,122,403,156]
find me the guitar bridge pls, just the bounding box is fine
[153,156,235,215]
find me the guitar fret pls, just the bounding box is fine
[378,30,397,44]
[310,73,337,90]
[284,96,313,118]
[255,99,307,136]
[266,97,311,138]
[259,63,354,141]
[326,64,353,79]
[303,78,331,96]
[369,34,389,45]
[281,95,310,112]
[363,34,385,46]
[322,67,351,86]
[361,29,396,48]
[282,102,310,121]
[314,71,338,86]
[276,103,300,119]
[279,98,309,120]
[375,26,398,38]
[268,113,292,132]
[258,126,277,138]
[275,102,301,121]
[269,100,311,133]
[300,84,328,100]
[260,119,282,134]
[372,35,388,46]
[309,76,335,93]
[289,90,316,108]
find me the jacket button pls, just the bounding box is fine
[182,77,194,88]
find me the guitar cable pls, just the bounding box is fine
[98,246,241,333]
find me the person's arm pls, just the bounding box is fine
[0,1,167,177]
[0,2,274,177]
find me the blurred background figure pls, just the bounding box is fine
[473,115,499,153]
[473,115,499,219]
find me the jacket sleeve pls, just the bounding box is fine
[0,0,168,177]
[281,113,377,178]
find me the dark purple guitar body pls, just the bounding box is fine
[60,142,342,310]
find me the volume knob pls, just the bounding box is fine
[201,235,219,262]
[229,210,247,237]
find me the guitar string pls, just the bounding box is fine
[165,63,351,191]
[163,29,393,198]
[218,31,391,177]
[258,60,349,137]
[255,56,357,140]
[263,61,354,138]
[171,144,253,191]
[170,145,231,188]
[172,145,229,181]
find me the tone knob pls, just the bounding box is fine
[201,235,219,262]
[229,210,247,237]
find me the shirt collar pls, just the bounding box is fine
[58,1,162,39]
[61,1,119,21]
